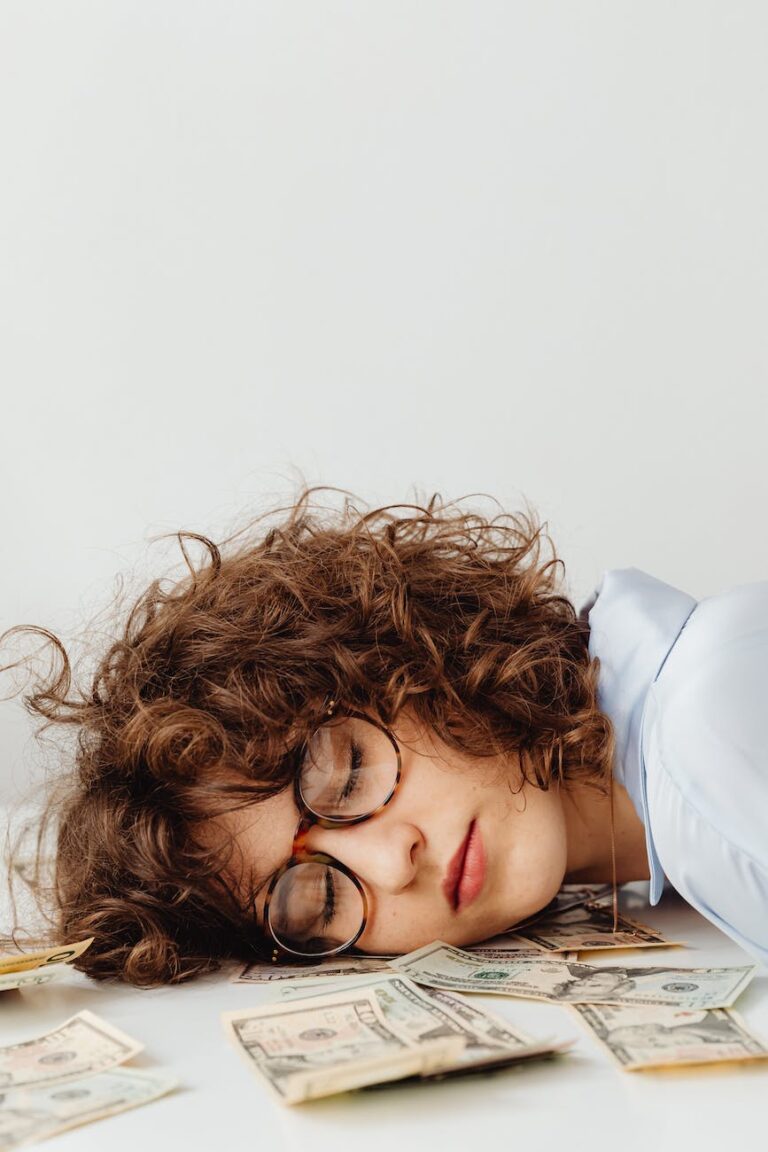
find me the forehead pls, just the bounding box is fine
[220,787,300,896]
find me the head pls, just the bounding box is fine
[3,487,614,985]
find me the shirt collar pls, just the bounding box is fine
[584,567,697,902]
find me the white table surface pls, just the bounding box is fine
[2,884,767,1152]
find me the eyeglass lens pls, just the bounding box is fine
[268,716,399,956]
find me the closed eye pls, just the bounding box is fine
[337,739,363,803]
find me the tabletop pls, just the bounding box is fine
[2,883,766,1152]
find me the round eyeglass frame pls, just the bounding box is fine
[263,707,402,961]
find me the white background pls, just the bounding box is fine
[1,1,767,802]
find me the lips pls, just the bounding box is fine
[443,820,486,911]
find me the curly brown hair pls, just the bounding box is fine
[2,487,614,986]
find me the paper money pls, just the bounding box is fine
[0,939,93,977]
[572,1003,768,1071]
[223,975,569,1103]
[232,955,392,984]
[512,885,615,930]
[515,902,681,953]
[224,987,464,1104]
[467,938,550,959]
[274,971,407,1001]
[390,942,756,1010]
[0,968,70,995]
[469,942,579,962]
[0,1011,143,1090]
[0,1068,178,1150]
[272,972,568,1068]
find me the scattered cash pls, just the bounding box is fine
[572,1003,768,1071]
[0,1068,178,1151]
[232,955,393,984]
[514,902,681,953]
[0,968,67,995]
[390,942,756,1010]
[271,970,570,1064]
[223,975,570,1103]
[0,939,94,994]
[0,1011,143,1091]
[273,971,406,1001]
[469,942,579,962]
[0,939,93,977]
[513,885,615,930]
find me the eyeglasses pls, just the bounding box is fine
[263,706,402,960]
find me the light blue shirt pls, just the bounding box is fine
[582,567,768,965]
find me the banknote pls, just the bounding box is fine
[515,902,681,953]
[469,943,579,962]
[270,972,569,1070]
[512,885,615,931]
[224,975,570,1103]
[232,955,392,984]
[0,968,67,994]
[0,1068,178,1150]
[572,1003,768,1071]
[0,1011,143,1090]
[223,987,467,1104]
[273,971,408,1001]
[390,942,756,1010]
[467,938,550,959]
[0,939,93,977]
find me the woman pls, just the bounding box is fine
[3,488,766,984]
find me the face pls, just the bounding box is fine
[220,707,570,956]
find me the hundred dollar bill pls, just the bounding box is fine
[232,955,392,984]
[0,1067,178,1150]
[572,1003,768,1071]
[514,902,682,953]
[0,1011,143,1090]
[0,939,93,977]
[390,942,756,1010]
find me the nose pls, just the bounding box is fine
[305,816,424,894]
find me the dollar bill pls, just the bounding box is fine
[271,972,569,1066]
[467,938,549,959]
[514,902,682,953]
[0,968,67,995]
[0,1011,143,1090]
[390,942,756,1010]
[223,975,571,1103]
[223,987,465,1104]
[572,1003,768,1071]
[0,1068,178,1150]
[273,971,407,1001]
[0,939,93,977]
[512,885,615,931]
[231,955,393,984]
[469,942,579,962]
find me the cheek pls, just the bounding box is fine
[496,789,568,910]
[356,896,436,954]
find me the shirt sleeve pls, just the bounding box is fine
[641,581,768,965]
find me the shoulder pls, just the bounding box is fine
[642,579,768,958]
[648,578,768,772]
[584,567,698,663]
